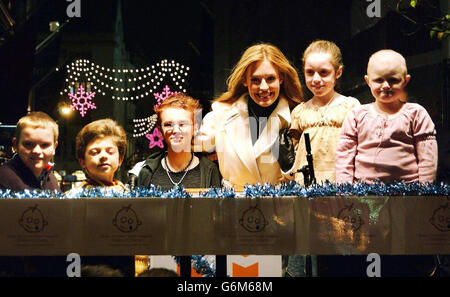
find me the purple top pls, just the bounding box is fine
[335,102,438,183]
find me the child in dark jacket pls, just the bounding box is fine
[0,111,64,277]
[0,111,60,191]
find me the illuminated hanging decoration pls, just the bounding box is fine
[146,127,164,149]
[58,58,190,138]
[132,85,180,138]
[68,85,97,117]
[59,59,189,101]
[133,114,158,138]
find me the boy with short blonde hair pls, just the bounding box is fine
[0,111,60,191]
[0,111,62,276]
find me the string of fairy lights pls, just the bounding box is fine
[58,58,190,138]
[59,58,189,101]
[132,114,158,138]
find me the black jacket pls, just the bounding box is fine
[0,154,60,191]
[136,152,222,188]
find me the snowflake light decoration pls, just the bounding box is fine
[68,85,97,117]
[154,85,179,108]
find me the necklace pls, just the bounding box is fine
[314,94,338,125]
[164,152,194,186]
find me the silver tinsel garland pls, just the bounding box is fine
[1,181,449,199]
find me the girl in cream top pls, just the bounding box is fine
[289,95,360,183]
[286,40,360,184]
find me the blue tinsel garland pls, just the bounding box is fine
[1,181,448,277]
[0,189,65,199]
[0,181,449,199]
[243,181,450,198]
[199,187,236,198]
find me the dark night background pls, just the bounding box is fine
[0,0,448,181]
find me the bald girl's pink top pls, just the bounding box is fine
[335,102,437,183]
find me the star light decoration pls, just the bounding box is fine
[68,85,97,117]
[146,127,164,149]
[59,59,189,101]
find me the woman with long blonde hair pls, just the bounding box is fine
[196,43,303,190]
